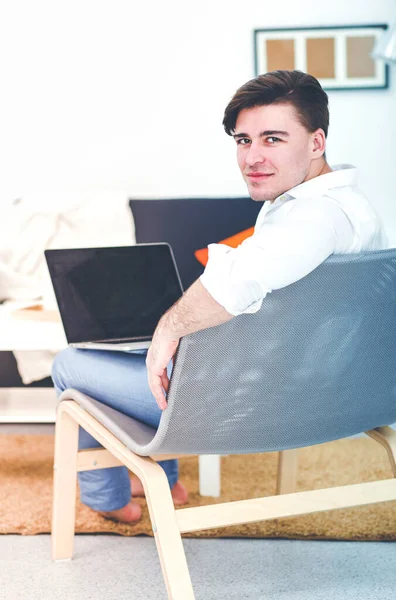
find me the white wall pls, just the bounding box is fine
[1,0,395,241]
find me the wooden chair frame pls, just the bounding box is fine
[52,400,396,600]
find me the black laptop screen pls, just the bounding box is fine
[45,245,183,344]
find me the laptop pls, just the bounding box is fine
[44,243,184,352]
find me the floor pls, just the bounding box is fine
[0,535,395,600]
[1,407,395,599]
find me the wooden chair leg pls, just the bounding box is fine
[57,400,195,599]
[276,449,298,495]
[131,460,195,600]
[365,426,396,477]
[51,404,79,561]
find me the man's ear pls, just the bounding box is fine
[311,128,326,158]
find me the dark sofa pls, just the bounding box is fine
[0,196,262,386]
[129,196,262,290]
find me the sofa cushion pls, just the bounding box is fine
[194,226,255,266]
[129,197,263,289]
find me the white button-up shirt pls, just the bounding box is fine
[200,164,388,316]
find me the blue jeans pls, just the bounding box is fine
[51,347,178,512]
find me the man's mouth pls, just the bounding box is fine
[246,173,274,180]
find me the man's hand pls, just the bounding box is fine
[146,333,179,410]
[146,279,233,410]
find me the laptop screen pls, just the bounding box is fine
[45,244,184,344]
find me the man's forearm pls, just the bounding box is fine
[155,279,234,341]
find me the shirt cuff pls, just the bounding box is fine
[199,243,268,316]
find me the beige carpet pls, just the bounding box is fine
[0,434,396,540]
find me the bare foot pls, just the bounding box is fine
[99,501,142,524]
[131,476,188,506]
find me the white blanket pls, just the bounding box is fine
[0,191,135,383]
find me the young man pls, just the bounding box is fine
[52,70,386,523]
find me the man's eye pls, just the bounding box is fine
[267,136,280,144]
[236,138,250,145]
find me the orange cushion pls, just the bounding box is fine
[194,227,254,267]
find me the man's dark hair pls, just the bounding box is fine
[223,70,329,138]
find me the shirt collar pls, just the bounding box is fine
[285,164,358,200]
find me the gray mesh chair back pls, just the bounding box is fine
[67,248,396,457]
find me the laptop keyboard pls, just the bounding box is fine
[94,337,151,343]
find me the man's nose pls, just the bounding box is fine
[245,142,266,167]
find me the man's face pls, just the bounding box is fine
[234,103,316,202]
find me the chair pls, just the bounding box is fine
[52,248,396,599]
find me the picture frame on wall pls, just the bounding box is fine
[254,24,389,90]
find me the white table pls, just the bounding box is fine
[0,305,221,495]
[0,304,66,425]
[0,306,67,351]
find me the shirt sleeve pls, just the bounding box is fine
[199,199,341,316]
